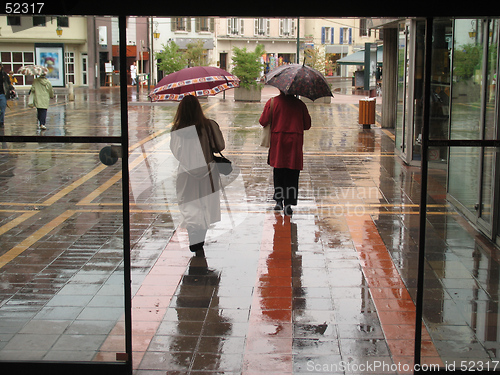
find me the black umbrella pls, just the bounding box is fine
[265,63,333,101]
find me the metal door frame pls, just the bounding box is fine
[476,18,500,238]
[0,15,133,375]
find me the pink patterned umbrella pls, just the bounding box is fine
[149,66,240,102]
[17,65,49,76]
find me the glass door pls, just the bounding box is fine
[0,15,132,375]
[448,19,483,218]
[477,19,499,235]
[448,18,499,238]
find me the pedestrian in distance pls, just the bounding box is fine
[259,90,311,216]
[0,62,16,128]
[30,73,54,130]
[170,95,226,257]
[130,61,137,86]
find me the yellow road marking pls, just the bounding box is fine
[0,209,126,269]
[382,129,395,141]
[77,172,123,205]
[129,124,171,151]
[0,210,74,268]
[42,164,108,206]
[0,212,38,236]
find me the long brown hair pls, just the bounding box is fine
[172,95,210,136]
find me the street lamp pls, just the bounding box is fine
[151,21,160,87]
[56,26,63,36]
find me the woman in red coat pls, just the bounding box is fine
[259,91,311,215]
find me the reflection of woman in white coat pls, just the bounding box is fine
[170,95,225,256]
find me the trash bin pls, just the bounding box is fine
[359,98,376,128]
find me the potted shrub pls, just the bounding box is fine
[231,44,265,101]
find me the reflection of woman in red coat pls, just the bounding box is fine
[259,91,311,215]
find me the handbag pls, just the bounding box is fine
[207,120,232,176]
[260,97,273,148]
[28,91,34,108]
[213,152,232,176]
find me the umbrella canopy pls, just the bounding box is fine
[17,65,49,76]
[265,63,333,101]
[149,66,240,102]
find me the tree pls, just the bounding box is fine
[231,44,266,89]
[304,46,333,75]
[155,41,186,75]
[185,40,208,67]
[453,43,482,80]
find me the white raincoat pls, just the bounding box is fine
[170,120,225,242]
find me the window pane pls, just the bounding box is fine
[57,16,69,27]
[12,53,23,63]
[448,19,484,213]
[7,16,21,26]
[25,52,34,63]
[33,16,46,26]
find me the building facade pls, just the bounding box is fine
[303,18,381,77]
[1,16,382,89]
[213,17,302,76]
[87,16,152,89]
[1,15,153,89]
[150,17,216,84]
[0,15,88,87]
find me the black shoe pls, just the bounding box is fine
[284,205,293,216]
[274,201,283,211]
[189,242,204,253]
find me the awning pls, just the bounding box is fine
[325,45,350,54]
[337,45,383,66]
[175,38,214,50]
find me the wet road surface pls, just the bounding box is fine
[0,84,499,373]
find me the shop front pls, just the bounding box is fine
[383,18,500,243]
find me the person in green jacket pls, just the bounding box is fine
[30,73,54,130]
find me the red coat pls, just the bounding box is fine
[259,93,311,170]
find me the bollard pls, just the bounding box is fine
[67,82,75,101]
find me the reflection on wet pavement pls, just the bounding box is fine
[0,86,499,373]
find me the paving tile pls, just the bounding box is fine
[0,86,497,371]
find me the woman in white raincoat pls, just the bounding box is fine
[170,95,225,256]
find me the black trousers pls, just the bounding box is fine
[37,108,47,125]
[273,168,300,206]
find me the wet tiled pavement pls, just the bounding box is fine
[1,83,500,373]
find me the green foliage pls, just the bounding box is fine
[185,40,208,67]
[154,41,186,75]
[453,43,482,80]
[231,44,266,89]
[304,47,333,75]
